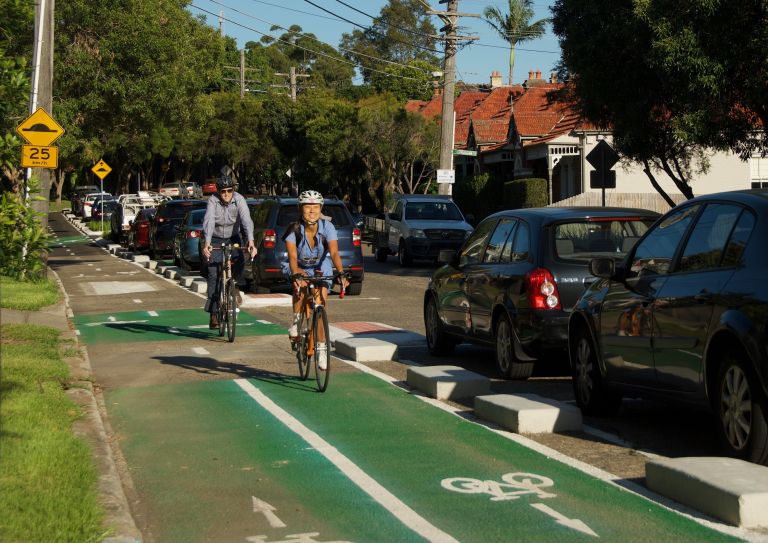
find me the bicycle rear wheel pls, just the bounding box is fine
[226,280,237,342]
[217,278,226,337]
[313,305,331,392]
[296,311,310,380]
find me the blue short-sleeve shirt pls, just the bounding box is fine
[283,219,338,275]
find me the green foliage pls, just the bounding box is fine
[370,60,439,102]
[0,180,49,280]
[0,324,104,542]
[504,178,548,209]
[454,173,510,221]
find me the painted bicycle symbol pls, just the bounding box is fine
[441,472,556,501]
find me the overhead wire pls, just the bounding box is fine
[189,3,437,85]
[331,0,440,42]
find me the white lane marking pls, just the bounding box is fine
[108,316,116,322]
[87,263,94,266]
[192,347,210,355]
[234,379,460,543]
[168,327,181,334]
[256,320,273,324]
[147,310,159,316]
[96,268,102,271]
[85,319,148,327]
[251,496,286,529]
[75,330,80,335]
[186,323,255,329]
[530,503,598,537]
[133,299,143,304]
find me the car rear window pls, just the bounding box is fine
[277,204,351,227]
[161,202,205,219]
[190,210,205,226]
[553,218,654,261]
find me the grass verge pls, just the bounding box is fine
[87,219,112,237]
[49,199,72,212]
[0,275,61,310]
[0,324,105,542]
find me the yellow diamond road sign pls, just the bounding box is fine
[16,107,65,146]
[91,159,112,180]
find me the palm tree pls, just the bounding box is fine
[484,0,550,85]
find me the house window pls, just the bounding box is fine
[750,156,768,186]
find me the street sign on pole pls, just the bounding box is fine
[21,145,58,168]
[436,169,455,184]
[91,159,111,180]
[16,107,65,146]
[586,140,619,205]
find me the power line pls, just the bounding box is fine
[331,0,439,42]
[189,3,435,85]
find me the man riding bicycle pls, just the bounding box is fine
[284,190,349,369]
[202,177,256,329]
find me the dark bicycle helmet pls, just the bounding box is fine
[216,176,235,191]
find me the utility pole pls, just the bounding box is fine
[27,0,55,230]
[274,67,309,101]
[223,49,264,98]
[430,0,478,196]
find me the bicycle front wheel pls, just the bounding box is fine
[313,305,331,392]
[226,280,237,342]
[296,311,310,380]
[217,278,226,337]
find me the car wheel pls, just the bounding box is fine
[374,242,388,263]
[255,284,271,294]
[346,282,362,296]
[571,326,621,415]
[424,295,455,355]
[715,355,768,464]
[495,313,533,380]
[398,240,412,267]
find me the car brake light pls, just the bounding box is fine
[187,230,200,239]
[264,229,277,249]
[526,268,562,310]
[352,228,361,247]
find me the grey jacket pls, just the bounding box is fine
[203,192,254,244]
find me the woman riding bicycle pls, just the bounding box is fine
[284,190,349,369]
[202,177,256,329]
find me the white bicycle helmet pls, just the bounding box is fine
[298,190,324,207]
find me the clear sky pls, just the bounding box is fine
[187,0,561,87]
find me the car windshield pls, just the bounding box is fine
[553,218,654,261]
[404,201,463,221]
[277,205,351,227]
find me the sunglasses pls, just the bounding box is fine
[219,188,233,194]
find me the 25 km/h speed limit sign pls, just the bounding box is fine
[21,144,58,168]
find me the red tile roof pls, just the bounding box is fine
[471,119,510,145]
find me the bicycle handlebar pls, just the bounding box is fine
[290,272,351,298]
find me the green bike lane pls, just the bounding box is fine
[106,372,739,543]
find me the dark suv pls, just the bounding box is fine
[424,207,659,379]
[569,189,768,464]
[246,197,364,295]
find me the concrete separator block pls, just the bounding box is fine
[190,281,208,294]
[107,244,122,253]
[144,260,158,270]
[164,267,183,280]
[334,337,398,362]
[407,365,490,400]
[156,265,172,275]
[132,255,149,263]
[180,275,203,287]
[474,394,582,434]
[646,457,768,528]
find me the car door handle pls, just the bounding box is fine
[694,291,713,303]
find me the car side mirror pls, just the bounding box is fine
[438,249,457,265]
[589,257,615,279]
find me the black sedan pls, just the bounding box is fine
[569,189,768,465]
[148,199,206,259]
[424,207,659,379]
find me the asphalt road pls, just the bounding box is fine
[46,213,751,543]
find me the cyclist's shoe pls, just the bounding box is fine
[317,342,328,371]
[209,313,219,329]
[236,290,243,307]
[288,322,298,338]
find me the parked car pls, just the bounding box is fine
[127,207,156,252]
[91,199,118,222]
[244,196,364,294]
[111,192,165,243]
[423,207,659,379]
[202,179,218,195]
[173,208,206,271]
[182,181,203,199]
[71,185,99,215]
[367,194,474,265]
[148,199,206,258]
[568,190,768,464]
[82,192,115,219]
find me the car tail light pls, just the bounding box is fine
[157,217,165,223]
[264,229,277,249]
[526,268,561,310]
[187,230,200,239]
[349,265,363,271]
[352,228,361,247]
